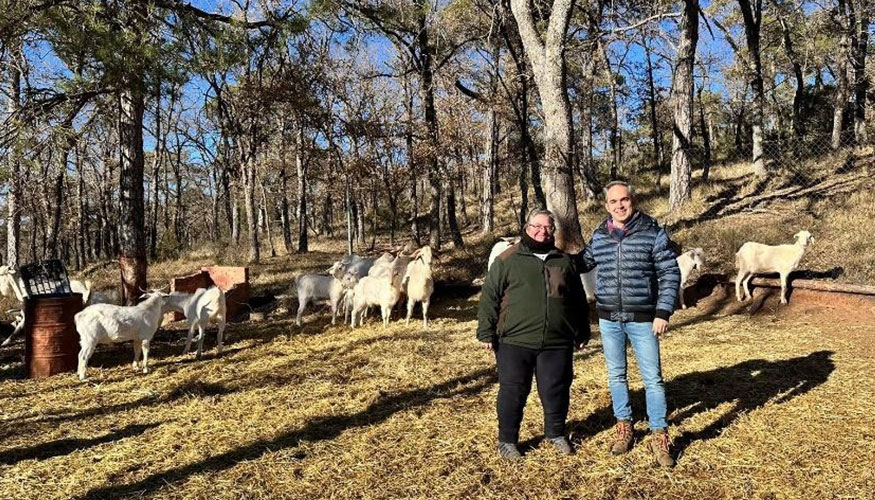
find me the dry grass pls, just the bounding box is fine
[1,154,874,499]
[1,250,874,499]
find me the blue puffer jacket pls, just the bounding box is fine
[581,212,680,322]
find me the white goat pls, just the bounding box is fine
[338,254,375,279]
[486,237,596,302]
[676,248,706,309]
[487,238,517,272]
[0,266,26,346]
[402,246,434,327]
[351,255,406,328]
[75,292,167,380]
[295,273,346,326]
[164,286,227,358]
[735,230,814,304]
[70,280,92,305]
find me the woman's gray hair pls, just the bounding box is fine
[603,180,636,200]
[525,207,555,226]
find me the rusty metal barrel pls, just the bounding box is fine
[24,294,83,378]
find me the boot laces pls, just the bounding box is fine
[655,432,670,453]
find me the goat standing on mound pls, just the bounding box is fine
[164,286,227,358]
[735,230,814,304]
[75,292,167,380]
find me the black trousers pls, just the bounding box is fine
[495,343,574,443]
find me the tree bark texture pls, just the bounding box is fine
[509,0,583,251]
[669,0,699,211]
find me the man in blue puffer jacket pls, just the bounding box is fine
[580,180,680,467]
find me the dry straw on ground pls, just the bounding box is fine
[1,247,873,499]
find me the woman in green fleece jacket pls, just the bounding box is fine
[477,208,591,459]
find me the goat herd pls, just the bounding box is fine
[0,229,813,381]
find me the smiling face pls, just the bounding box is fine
[605,184,636,225]
[525,213,555,243]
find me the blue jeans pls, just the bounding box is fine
[599,319,667,430]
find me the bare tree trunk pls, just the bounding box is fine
[117,85,148,304]
[403,74,421,246]
[76,147,86,270]
[738,0,767,176]
[231,180,240,246]
[296,126,308,253]
[698,85,712,182]
[173,143,184,248]
[46,169,64,258]
[280,161,292,252]
[446,170,464,248]
[6,41,22,268]
[244,153,260,263]
[669,0,699,211]
[644,38,665,175]
[578,53,599,200]
[261,181,276,257]
[417,12,442,250]
[832,44,851,150]
[510,0,583,251]
[209,167,220,241]
[772,0,806,138]
[848,0,869,144]
[599,39,622,178]
[482,107,498,234]
[345,174,353,254]
[149,79,162,260]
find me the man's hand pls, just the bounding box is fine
[481,341,495,351]
[652,318,669,337]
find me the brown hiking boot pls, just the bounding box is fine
[610,420,634,455]
[649,430,676,467]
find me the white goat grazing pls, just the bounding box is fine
[295,273,345,326]
[75,292,167,380]
[735,230,814,304]
[164,286,227,358]
[402,246,434,327]
[676,248,706,309]
[351,255,406,328]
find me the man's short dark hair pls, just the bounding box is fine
[603,180,636,200]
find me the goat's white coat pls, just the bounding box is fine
[164,286,227,358]
[735,230,814,304]
[295,274,345,326]
[350,254,409,328]
[401,246,434,327]
[677,248,706,309]
[75,292,167,380]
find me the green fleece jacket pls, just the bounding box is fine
[477,242,590,349]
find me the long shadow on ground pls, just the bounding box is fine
[76,367,497,500]
[0,422,162,466]
[567,350,835,458]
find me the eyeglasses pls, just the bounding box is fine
[528,224,555,233]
